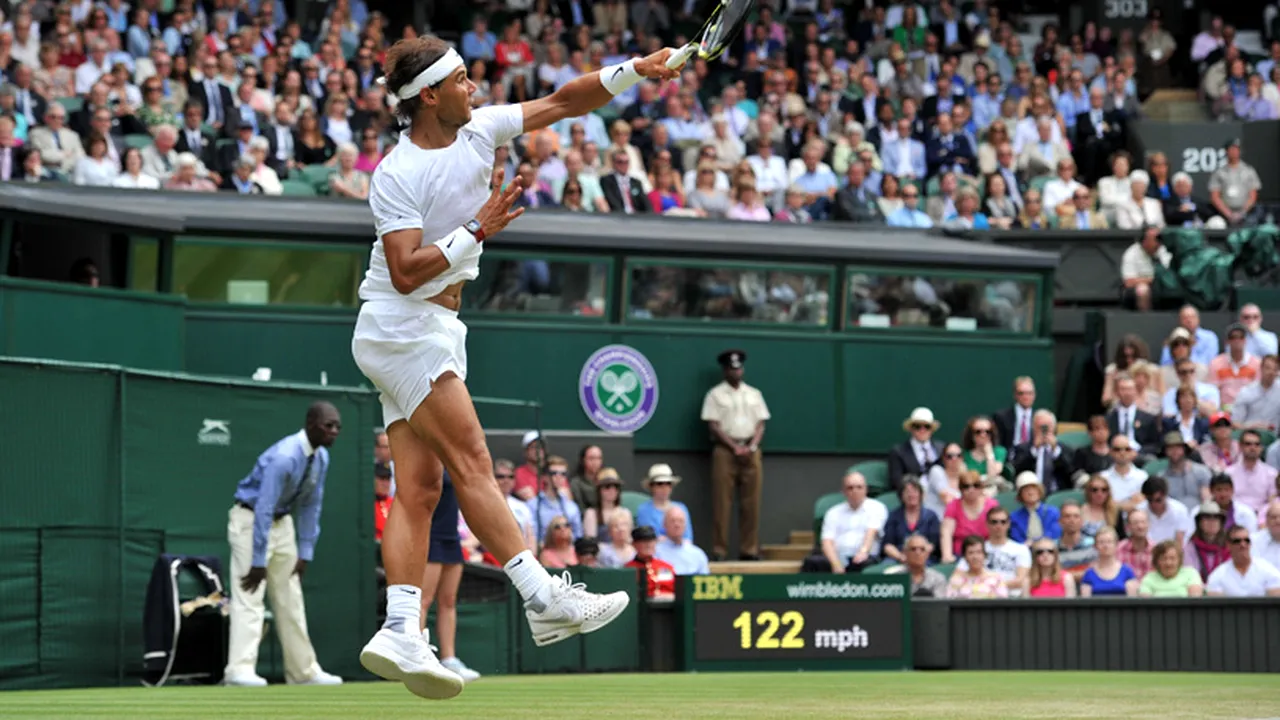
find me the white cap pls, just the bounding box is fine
[521,430,541,447]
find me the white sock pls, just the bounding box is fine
[504,550,553,612]
[383,584,422,634]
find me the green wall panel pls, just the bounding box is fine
[840,336,1056,451]
[183,307,364,387]
[0,531,39,677]
[0,278,184,371]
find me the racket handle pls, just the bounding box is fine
[666,44,697,70]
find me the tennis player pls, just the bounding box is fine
[353,36,679,700]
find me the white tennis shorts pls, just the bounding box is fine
[352,299,468,427]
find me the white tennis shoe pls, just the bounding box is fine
[360,627,464,700]
[525,572,630,647]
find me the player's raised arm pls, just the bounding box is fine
[381,169,525,295]
[519,48,681,133]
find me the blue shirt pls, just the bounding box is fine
[460,31,497,61]
[887,207,934,228]
[233,430,328,567]
[1056,91,1089,129]
[1082,563,1137,595]
[655,536,710,574]
[636,500,693,541]
[525,492,584,541]
[1160,327,1220,366]
[1009,503,1062,543]
[1162,382,1221,416]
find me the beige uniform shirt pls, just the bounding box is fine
[701,381,771,441]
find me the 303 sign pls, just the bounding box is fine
[1182,147,1230,175]
[1103,0,1147,18]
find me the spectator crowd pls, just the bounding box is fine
[0,0,1271,232]
[809,304,1280,599]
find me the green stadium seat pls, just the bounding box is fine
[878,493,901,513]
[124,133,153,150]
[301,164,334,193]
[1046,489,1084,508]
[56,96,83,114]
[620,490,648,517]
[1029,175,1054,195]
[925,175,941,197]
[279,179,318,197]
[215,137,236,153]
[849,460,891,496]
[995,491,1020,513]
[863,559,900,574]
[932,561,957,578]
[1058,430,1091,449]
[812,491,843,541]
[1143,458,1169,477]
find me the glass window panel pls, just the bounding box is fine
[846,271,1038,333]
[173,237,365,307]
[627,264,830,326]
[130,236,159,292]
[462,255,609,317]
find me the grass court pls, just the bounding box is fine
[4,671,1279,720]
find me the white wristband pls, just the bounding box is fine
[600,59,642,95]
[434,227,478,267]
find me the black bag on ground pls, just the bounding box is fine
[142,554,228,687]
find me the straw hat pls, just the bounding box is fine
[642,463,681,489]
[902,407,940,433]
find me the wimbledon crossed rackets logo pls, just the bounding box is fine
[578,345,659,434]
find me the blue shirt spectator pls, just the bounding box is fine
[461,23,498,62]
[1010,502,1062,543]
[636,499,693,541]
[526,492,584,541]
[887,205,934,228]
[232,430,329,567]
[1160,326,1220,367]
[972,91,1003,130]
[655,536,710,574]
[1056,87,1090,130]
[1161,382,1221,416]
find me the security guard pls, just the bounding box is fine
[700,349,771,561]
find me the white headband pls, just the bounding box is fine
[378,47,464,101]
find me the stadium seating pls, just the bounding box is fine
[1046,490,1085,508]
[1058,431,1092,450]
[849,460,891,497]
[812,491,843,541]
[995,491,1020,513]
[1143,458,1169,476]
[620,491,648,517]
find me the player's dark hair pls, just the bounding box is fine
[383,36,452,122]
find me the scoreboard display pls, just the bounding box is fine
[679,574,912,672]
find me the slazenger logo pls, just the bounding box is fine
[197,419,231,446]
[814,625,870,653]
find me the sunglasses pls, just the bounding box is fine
[973,428,991,435]
[960,483,982,490]
[987,518,1009,525]
[1088,486,1109,493]
[944,452,962,459]
[549,469,568,477]
[1111,447,1132,452]
[1230,537,1251,545]
[1241,441,1261,447]
[551,523,569,530]
[1034,548,1057,556]
[495,473,514,480]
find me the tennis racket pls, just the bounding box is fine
[665,0,757,69]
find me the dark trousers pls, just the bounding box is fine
[800,552,878,573]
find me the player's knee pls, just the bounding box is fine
[396,474,443,512]
[446,442,494,487]
[436,591,458,610]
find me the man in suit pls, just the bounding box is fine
[930,0,971,54]
[352,47,382,94]
[888,407,946,490]
[1103,69,1141,120]
[1108,375,1162,458]
[189,56,235,132]
[921,74,962,124]
[852,73,890,128]
[176,100,217,169]
[880,116,927,181]
[1017,116,1072,181]
[217,121,259,176]
[994,376,1039,451]
[26,102,83,174]
[602,149,649,214]
[925,112,974,179]
[1060,188,1109,230]
[1010,409,1075,495]
[1073,87,1126,185]
[1163,172,1215,227]
[9,63,48,127]
[864,102,898,151]
[833,162,883,223]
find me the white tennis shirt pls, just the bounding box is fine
[361,104,525,303]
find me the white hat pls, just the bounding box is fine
[521,430,542,447]
[1015,472,1043,495]
[643,463,682,488]
[902,407,940,433]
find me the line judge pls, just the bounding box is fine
[700,349,771,561]
[224,401,344,687]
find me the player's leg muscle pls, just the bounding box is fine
[383,420,443,586]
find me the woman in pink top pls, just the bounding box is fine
[1024,538,1078,597]
[725,178,772,221]
[537,515,578,568]
[940,470,998,562]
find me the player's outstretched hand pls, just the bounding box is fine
[636,48,683,82]
[476,168,525,238]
